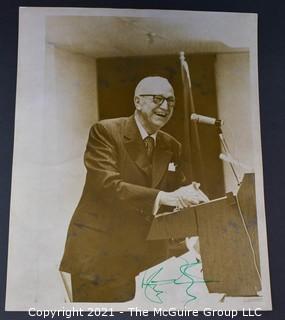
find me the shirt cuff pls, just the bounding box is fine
[153,191,162,216]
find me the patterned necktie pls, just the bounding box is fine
[144,136,155,161]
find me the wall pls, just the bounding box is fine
[215,53,253,193]
[6,42,98,308]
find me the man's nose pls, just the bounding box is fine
[160,99,169,110]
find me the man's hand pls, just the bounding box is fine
[159,183,209,209]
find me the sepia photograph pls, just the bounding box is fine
[5,7,272,311]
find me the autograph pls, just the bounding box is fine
[141,257,210,306]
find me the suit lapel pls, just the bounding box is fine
[152,132,173,188]
[123,116,150,176]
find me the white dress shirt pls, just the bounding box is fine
[134,113,157,143]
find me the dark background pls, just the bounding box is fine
[0,1,284,319]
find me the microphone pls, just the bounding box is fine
[219,153,253,172]
[191,113,224,126]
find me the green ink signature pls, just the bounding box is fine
[141,257,210,305]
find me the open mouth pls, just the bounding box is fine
[154,111,168,118]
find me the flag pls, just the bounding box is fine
[179,52,206,189]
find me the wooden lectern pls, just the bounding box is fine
[147,173,261,296]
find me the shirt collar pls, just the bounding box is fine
[134,113,157,143]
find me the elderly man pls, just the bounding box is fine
[59,76,207,302]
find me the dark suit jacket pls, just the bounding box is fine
[60,115,185,284]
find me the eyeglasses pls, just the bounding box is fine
[139,94,175,107]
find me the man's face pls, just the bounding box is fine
[135,78,175,133]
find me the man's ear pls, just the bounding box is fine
[134,96,141,110]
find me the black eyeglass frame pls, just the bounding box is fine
[139,94,176,107]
